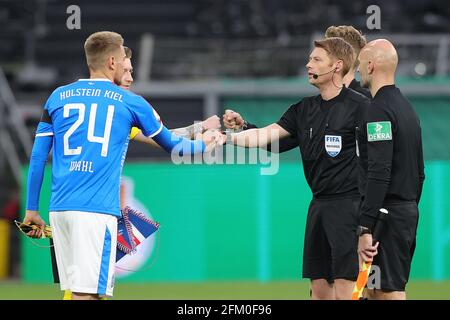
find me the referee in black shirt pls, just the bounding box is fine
[229,37,370,299]
[357,39,425,300]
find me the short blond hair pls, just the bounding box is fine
[314,37,355,76]
[325,26,366,69]
[84,31,124,70]
[124,46,132,59]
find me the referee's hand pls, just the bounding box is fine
[201,115,222,131]
[358,234,379,271]
[223,109,245,131]
[23,210,46,238]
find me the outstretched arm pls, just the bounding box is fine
[132,115,222,146]
[172,115,221,139]
[151,126,224,155]
[230,123,291,148]
[223,109,298,153]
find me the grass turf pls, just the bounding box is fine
[0,280,449,300]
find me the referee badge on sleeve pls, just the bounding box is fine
[367,121,392,142]
[325,135,342,157]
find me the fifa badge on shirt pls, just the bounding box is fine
[325,135,342,157]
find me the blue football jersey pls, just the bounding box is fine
[35,79,162,217]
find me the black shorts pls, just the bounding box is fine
[50,241,60,283]
[303,196,360,282]
[371,201,419,291]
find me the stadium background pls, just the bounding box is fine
[0,0,450,299]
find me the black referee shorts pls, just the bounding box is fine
[372,201,419,292]
[302,196,360,282]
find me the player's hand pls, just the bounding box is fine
[201,115,221,131]
[223,109,245,131]
[23,210,46,238]
[200,130,226,152]
[358,234,379,270]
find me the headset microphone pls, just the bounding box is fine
[312,67,337,79]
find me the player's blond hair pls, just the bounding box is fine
[325,25,366,69]
[314,37,355,77]
[84,31,124,70]
[124,46,132,59]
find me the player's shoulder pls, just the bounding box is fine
[48,80,77,98]
[44,80,79,108]
[119,88,162,123]
[120,88,151,108]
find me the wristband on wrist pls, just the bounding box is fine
[357,225,372,236]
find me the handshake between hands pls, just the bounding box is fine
[195,109,246,152]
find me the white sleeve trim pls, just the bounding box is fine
[148,123,163,138]
[36,132,54,137]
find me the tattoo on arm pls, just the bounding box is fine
[170,123,203,139]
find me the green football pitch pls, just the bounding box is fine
[0,280,450,300]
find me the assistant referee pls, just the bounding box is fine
[357,39,425,300]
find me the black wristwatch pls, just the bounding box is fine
[357,225,372,236]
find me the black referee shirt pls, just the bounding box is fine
[348,79,372,99]
[359,85,425,229]
[245,121,298,153]
[277,87,370,198]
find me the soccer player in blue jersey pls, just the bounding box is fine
[23,31,222,300]
[57,45,223,300]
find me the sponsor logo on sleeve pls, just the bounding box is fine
[367,121,392,142]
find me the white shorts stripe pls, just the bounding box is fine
[97,226,112,295]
